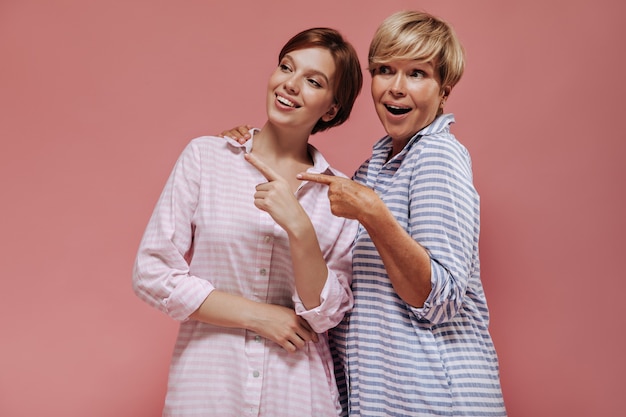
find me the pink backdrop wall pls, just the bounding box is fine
[2,1,624,416]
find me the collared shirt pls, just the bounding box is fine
[331,114,507,416]
[133,134,357,416]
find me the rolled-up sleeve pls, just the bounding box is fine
[407,139,479,324]
[294,216,357,333]
[132,141,215,321]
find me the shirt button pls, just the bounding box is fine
[259,268,267,276]
[264,235,272,243]
[255,335,262,342]
[253,370,260,378]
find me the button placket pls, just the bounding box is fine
[242,214,273,414]
[244,330,265,414]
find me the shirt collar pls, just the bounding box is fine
[306,143,335,175]
[230,128,335,176]
[372,113,456,154]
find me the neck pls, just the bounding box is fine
[252,122,312,165]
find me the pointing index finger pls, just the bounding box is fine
[296,172,335,185]
[245,153,279,181]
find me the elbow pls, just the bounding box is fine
[131,262,145,298]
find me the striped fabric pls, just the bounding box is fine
[331,114,507,416]
[133,134,357,416]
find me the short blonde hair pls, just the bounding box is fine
[368,11,465,89]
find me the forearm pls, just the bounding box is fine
[286,217,328,310]
[359,199,432,307]
[191,289,320,351]
[190,290,262,332]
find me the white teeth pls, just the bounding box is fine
[277,95,296,108]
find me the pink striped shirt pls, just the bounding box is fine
[133,134,356,416]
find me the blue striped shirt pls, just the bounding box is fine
[330,114,507,416]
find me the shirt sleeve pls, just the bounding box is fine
[407,137,480,324]
[132,140,215,321]
[293,217,357,333]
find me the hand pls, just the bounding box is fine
[253,303,319,353]
[219,125,253,144]
[296,172,381,221]
[246,153,307,232]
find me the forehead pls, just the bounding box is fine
[283,47,336,76]
[380,58,437,70]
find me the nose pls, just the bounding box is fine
[389,73,405,96]
[284,74,299,94]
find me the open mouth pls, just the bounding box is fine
[277,95,300,108]
[385,104,411,115]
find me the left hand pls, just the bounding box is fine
[246,153,306,231]
[219,125,252,144]
[296,172,380,221]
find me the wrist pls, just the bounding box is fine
[358,195,387,229]
[285,213,315,242]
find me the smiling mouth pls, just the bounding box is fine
[385,104,411,115]
[277,95,300,108]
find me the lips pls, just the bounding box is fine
[384,104,411,115]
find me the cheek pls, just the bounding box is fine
[306,88,334,108]
[370,78,383,100]
[414,88,442,110]
[267,72,280,91]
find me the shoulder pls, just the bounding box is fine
[413,115,472,168]
[417,114,466,151]
[180,135,244,158]
[418,131,470,160]
[410,136,473,183]
[187,135,230,150]
[406,125,475,182]
[170,136,242,175]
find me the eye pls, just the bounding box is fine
[307,78,322,88]
[377,65,392,75]
[410,69,426,78]
[279,63,292,72]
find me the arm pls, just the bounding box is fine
[245,153,329,310]
[193,136,353,328]
[190,290,318,352]
[296,172,430,307]
[298,138,479,319]
[292,192,356,333]
[287,216,329,309]
[132,141,318,351]
[402,141,480,322]
[358,195,432,307]
[132,141,213,320]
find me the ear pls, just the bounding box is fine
[441,85,452,99]
[321,103,339,122]
[440,86,452,109]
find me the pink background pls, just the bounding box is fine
[1,1,624,416]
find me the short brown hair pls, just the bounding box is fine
[279,28,363,134]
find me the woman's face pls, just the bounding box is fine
[266,47,337,133]
[370,59,446,143]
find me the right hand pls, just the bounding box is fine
[296,172,382,221]
[219,124,253,144]
[245,153,309,233]
[253,303,319,353]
